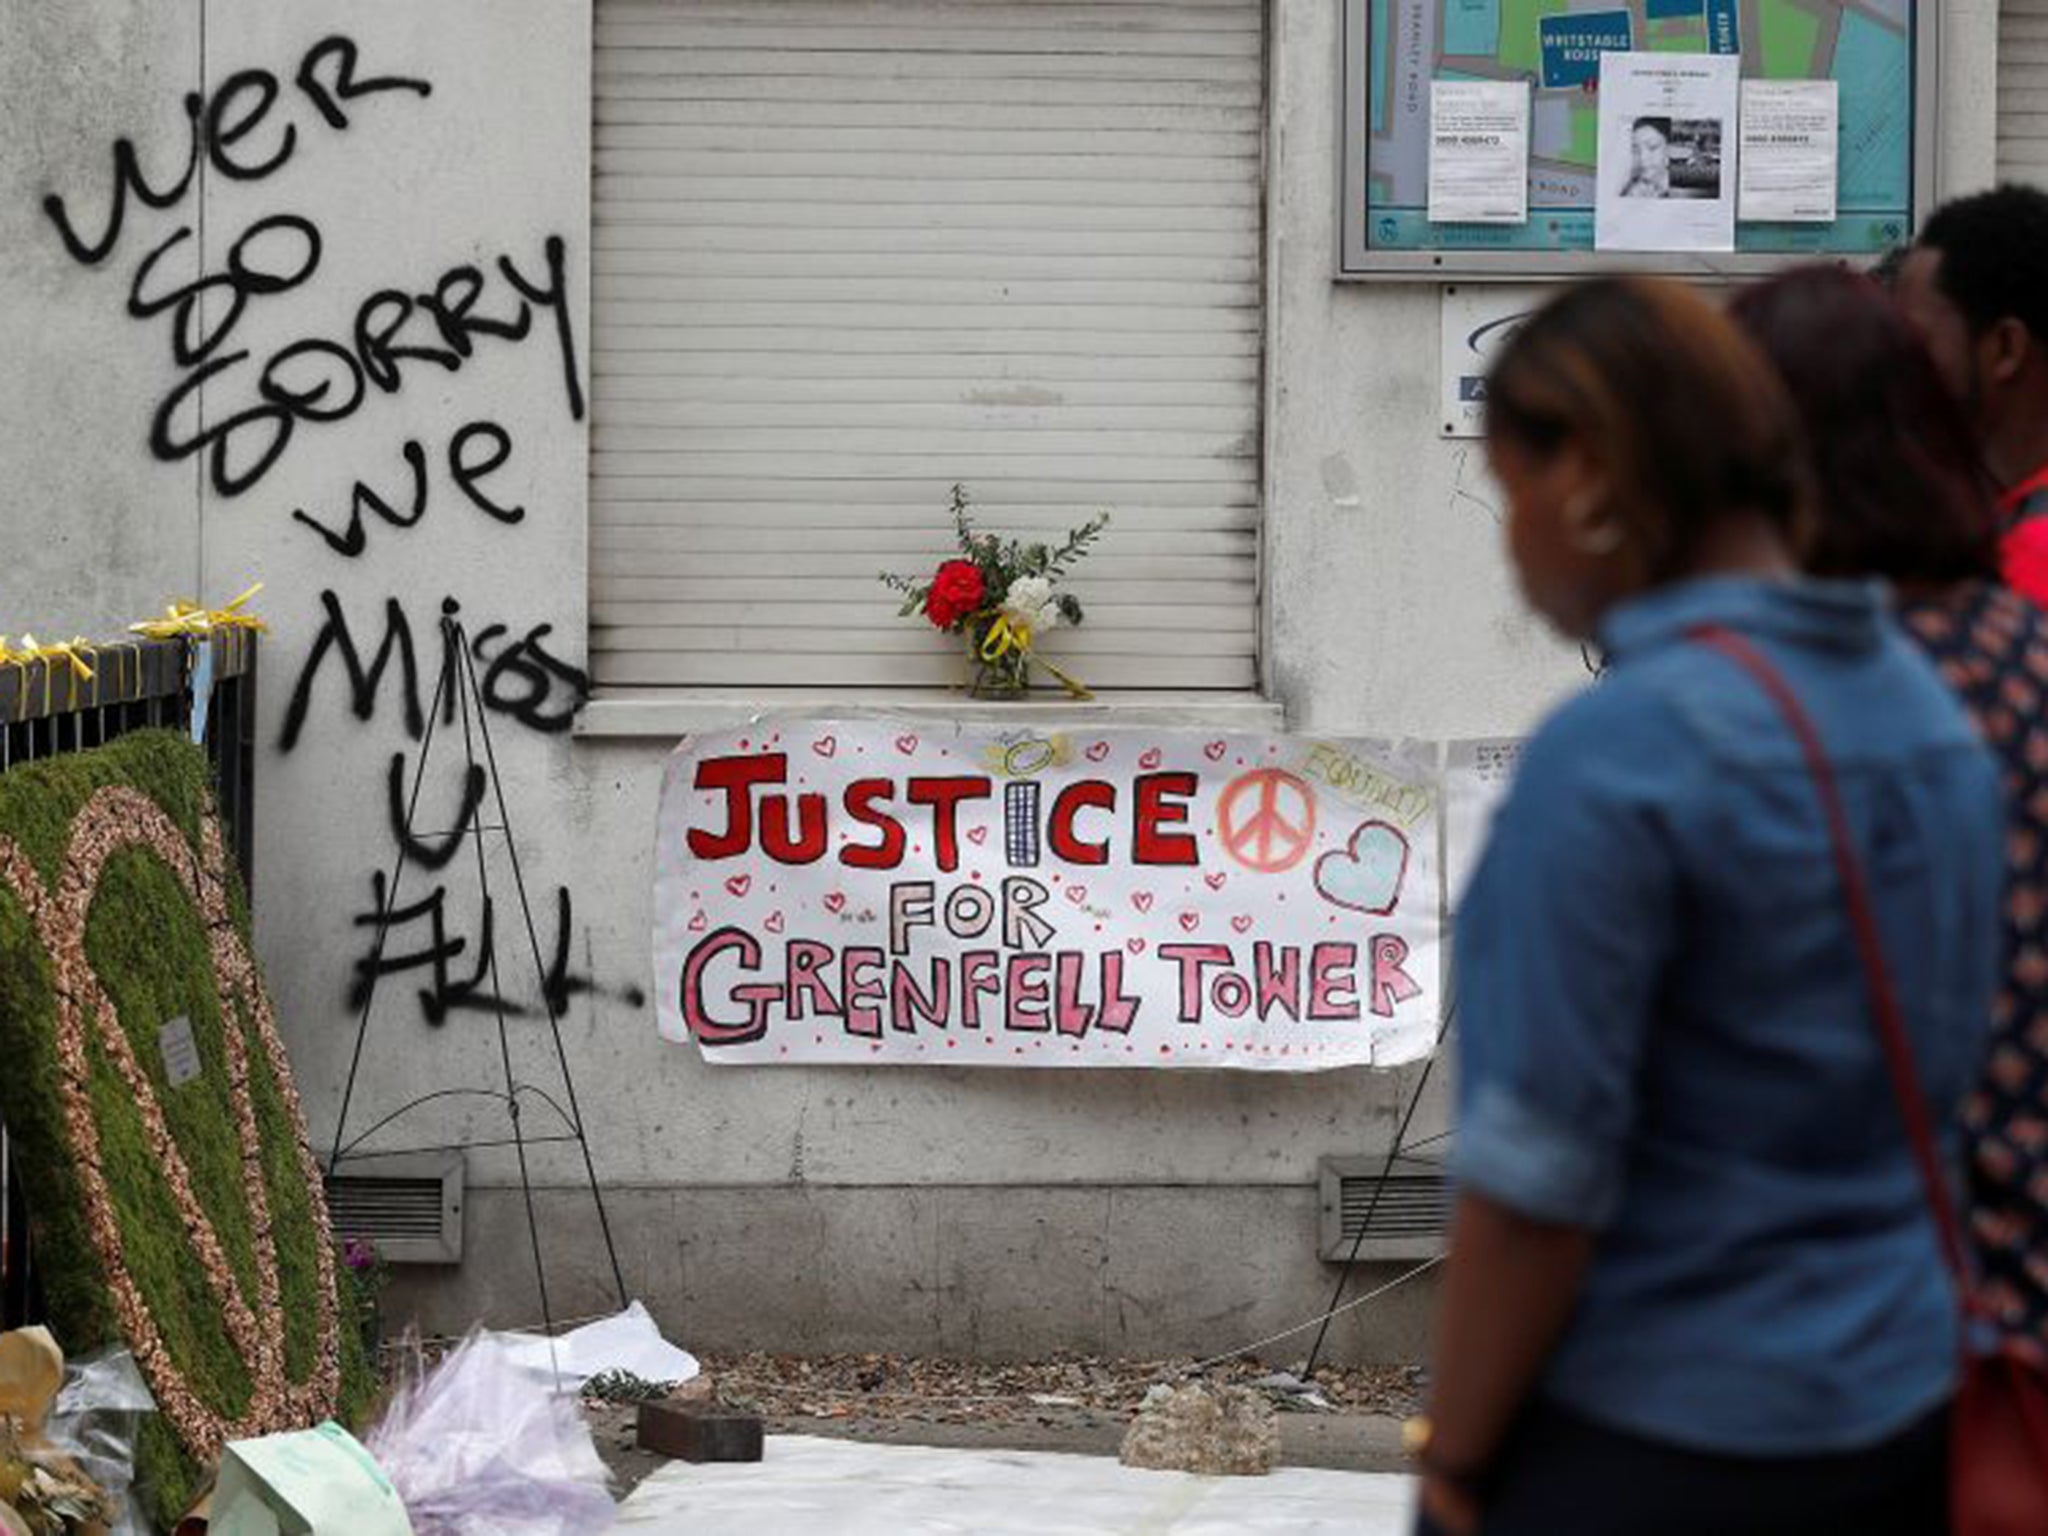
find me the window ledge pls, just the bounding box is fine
[574,688,1286,740]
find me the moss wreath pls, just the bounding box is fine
[0,734,371,1527]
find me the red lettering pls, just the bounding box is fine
[1047,781,1114,864]
[842,778,906,869]
[786,939,839,1020]
[761,789,827,864]
[688,753,786,859]
[1133,772,1199,865]
[1308,942,1361,1020]
[907,776,992,872]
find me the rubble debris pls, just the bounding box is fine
[1118,1382,1279,1476]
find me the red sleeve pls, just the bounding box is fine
[2001,523,2048,608]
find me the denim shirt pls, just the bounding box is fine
[1454,576,2003,1455]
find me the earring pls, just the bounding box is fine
[1563,492,1624,556]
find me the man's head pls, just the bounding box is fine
[1897,185,2048,483]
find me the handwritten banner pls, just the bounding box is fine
[653,720,1441,1071]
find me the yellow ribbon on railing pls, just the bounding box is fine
[975,612,1094,701]
[5,634,97,722]
[129,582,269,639]
[17,634,95,683]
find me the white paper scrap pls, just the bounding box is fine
[1738,79,1839,223]
[1428,80,1531,225]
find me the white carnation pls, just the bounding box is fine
[1002,575,1059,630]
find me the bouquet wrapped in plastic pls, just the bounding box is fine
[365,1331,613,1536]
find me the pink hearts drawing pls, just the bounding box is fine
[1178,911,1199,932]
[812,736,837,757]
[1204,872,1227,891]
[764,911,786,934]
[1131,891,1155,913]
[1314,820,1411,917]
[1231,914,1254,933]
[688,910,708,932]
[1126,937,1147,954]
[823,892,848,914]
[1085,741,1111,763]
[725,874,752,897]
[1139,748,1163,771]
[1065,885,1089,905]
[1204,740,1227,761]
[966,825,990,845]
[895,734,919,755]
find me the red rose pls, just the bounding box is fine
[924,560,986,629]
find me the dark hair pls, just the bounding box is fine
[1631,116,1671,140]
[1919,184,2048,343]
[1729,265,1998,585]
[1485,277,1812,580]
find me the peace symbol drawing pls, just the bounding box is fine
[1215,768,1318,874]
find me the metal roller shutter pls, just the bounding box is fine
[590,0,1266,692]
[2001,0,2048,188]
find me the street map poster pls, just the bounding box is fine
[1346,0,1918,258]
[654,721,1442,1071]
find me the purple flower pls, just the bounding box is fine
[342,1236,376,1272]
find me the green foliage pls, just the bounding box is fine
[877,482,1110,630]
[0,732,373,1532]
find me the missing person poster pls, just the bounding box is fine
[1738,79,1839,223]
[1428,79,1531,225]
[1595,52,1740,253]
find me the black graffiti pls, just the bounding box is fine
[280,592,590,752]
[472,622,586,734]
[292,423,524,557]
[293,428,517,554]
[387,751,487,872]
[43,35,427,267]
[350,877,644,1025]
[146,234,578,498]
[128,215,323,366]
[291,441,428,557]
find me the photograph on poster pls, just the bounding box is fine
[1595,52,1738,252]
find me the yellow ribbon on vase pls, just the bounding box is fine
[977,612,1093,701]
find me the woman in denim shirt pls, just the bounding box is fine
[1414,279,2004,1536]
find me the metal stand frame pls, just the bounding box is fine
[326,616,626,1334]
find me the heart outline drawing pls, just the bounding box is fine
[1314,820,1410,917]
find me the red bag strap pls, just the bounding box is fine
[1689,624,1976,1293]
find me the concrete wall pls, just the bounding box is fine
[8,0,2005,1367]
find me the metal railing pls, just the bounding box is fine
[0,629,258,1329]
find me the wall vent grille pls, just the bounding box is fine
[325,1153,464,1266]
[1317,1156,1450,1262]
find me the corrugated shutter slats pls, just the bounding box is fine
[2000,0,2048,186]
[591,0,1265,691]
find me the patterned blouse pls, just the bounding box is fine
[1899,580,2048,1363]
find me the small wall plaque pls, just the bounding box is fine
[159,1015,203,1088]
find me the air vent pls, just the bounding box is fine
[1317,1156,1451,1262]
[325,1153,464,1265]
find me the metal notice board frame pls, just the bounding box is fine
[1337,0,1941,282]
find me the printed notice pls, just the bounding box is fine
[1738,80,1839,223]
[159,1014,203,1088]
[1595,52,1740,253]
[1428,80,1531,225]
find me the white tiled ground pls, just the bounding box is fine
[617,1435,1417,1535]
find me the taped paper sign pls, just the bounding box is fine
[653,721,1442,1071]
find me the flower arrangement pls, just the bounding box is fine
[340,1235,388,1362]
[882,485,1109,699]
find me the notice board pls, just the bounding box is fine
[1339,0,1935,276]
